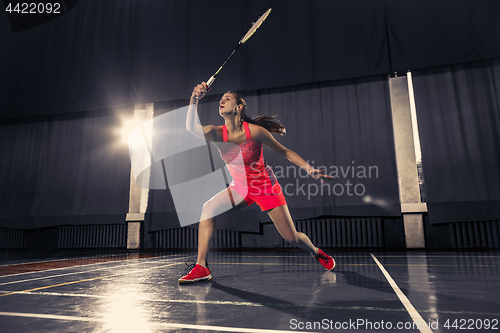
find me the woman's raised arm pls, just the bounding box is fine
[186,82,218,141]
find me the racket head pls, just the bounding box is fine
[239,8,272,44]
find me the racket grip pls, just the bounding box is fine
[206,76,216,87]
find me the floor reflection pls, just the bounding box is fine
[98,275,155,332]
[406,254,438,321]
[177,282,212,327]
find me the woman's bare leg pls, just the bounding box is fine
[267,205,318,256]
[197,188,246,266]
[197,218,215,267]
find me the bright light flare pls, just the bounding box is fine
[121,118,142,144]
[363,195,388,206]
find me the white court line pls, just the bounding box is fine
[0,255,189,286]
[0,254,186,279]
[0,257,81,267]
[0,261,185,297]
[0,311,316,333]
[3,290,499,317]
[0,290,404,312]
[370,253,433,333]
[232,254,356,258]
[0,253,184,277]
[0,253,169,267]
[370,255,500,258]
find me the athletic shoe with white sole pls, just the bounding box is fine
[315,248,335,271]
[178,260,212,284]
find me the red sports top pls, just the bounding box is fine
[219,122,278,195]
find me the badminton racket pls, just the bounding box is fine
[205,8,272,88]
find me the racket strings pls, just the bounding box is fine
[240,8,272,44]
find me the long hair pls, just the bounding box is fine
[229,92,286,135]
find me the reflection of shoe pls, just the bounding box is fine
[178,260,213,284]
[321,271,337,285]
[315,248,335,271]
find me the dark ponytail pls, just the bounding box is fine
[229,92,286,135]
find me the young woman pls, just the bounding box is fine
[179,82,335,284]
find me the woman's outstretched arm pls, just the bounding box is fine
[186,82,219,141]
[253,125,333,182]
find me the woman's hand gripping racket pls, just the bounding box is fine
[205,8,272,89]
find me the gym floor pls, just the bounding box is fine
[0,249,499,332]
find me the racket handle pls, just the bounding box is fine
[206,76,216,87]
[193,76,215,100]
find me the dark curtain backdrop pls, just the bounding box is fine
[412,59,500,224]
[386,0,500,72]
[2,0,500,230]
[0,107,133,229]
[2,0,500,119]
[146,76,400,232]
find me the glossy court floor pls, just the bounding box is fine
[0,249,499,333]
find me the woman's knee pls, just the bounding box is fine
[283,232,300,244]
[202,199,218,218]
[202,200,211,211]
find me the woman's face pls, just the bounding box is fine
[219,93,240,116]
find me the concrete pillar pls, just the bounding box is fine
[403,214,425,248]
[126,103,154,249]
[389,74,426,249]
[127,221,141,249]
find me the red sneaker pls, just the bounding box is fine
[178,261,212,284]
[315,248,335,271]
